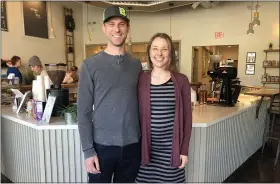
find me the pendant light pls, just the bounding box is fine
[252,2,260,27]
[49,2,55,39]
[247,2,254,35]
[210,46,222,63]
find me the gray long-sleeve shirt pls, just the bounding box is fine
[77,51,142,159]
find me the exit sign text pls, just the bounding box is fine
[215,32,224,39]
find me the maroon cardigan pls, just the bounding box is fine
[138,71,193,167]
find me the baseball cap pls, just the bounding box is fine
[28,55,42,66]
[103,6,130,23]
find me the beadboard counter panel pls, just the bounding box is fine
[1,118,87,183]
[185,100,268,182]
[1,95,268,182]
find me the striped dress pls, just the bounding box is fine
[136,78,186,183]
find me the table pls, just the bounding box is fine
[244,88,280,118]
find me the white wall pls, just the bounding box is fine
[84,2,279,86]
[2,1,84,68]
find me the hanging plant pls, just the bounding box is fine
[65,15,75,32]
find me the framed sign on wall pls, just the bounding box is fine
[246,52,256,63]
[23,1,48,39]
[245,64,255,75]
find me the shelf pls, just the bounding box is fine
[263,49,280,53]
[262,81,280,84]
[263,66,280,68]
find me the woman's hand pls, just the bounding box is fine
[179,155,188,169]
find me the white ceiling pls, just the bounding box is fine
[86,1,220,12]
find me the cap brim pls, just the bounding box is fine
[103,16,130,23]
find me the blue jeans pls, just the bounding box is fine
[88,142,141,183]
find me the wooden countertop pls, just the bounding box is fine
[244,88,280,97]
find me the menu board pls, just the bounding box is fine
[23,1,48,39]
[1,1,8,31]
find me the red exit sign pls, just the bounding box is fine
[215,32,224,39]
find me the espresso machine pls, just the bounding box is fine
[217,67,241,106]
[45,63,69,116]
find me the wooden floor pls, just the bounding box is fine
[225,114,280,183]
[224,143,280,183]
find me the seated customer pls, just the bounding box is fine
[28,55,53,84]
[62,66,79,84]
[7,56,22,83]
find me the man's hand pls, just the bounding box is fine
[178,155,188,169]
[85,155,101,174]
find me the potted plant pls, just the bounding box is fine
[269,42,273,50]
[60,103,77,124]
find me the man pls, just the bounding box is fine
[28,56,49,77]
[28,55,52,84]
[77,6,142,183]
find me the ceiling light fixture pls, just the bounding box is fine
[192,1,200,9]
[252,1,260,27]
[247,2,254,35]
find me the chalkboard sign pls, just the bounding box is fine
[1,1,8,31]
[23,1,48,39]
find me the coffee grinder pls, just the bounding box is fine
[207,54,222,99]
[207,70,220,99]
[45,63,69,117]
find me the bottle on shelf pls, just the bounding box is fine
[199,84,204,105]
[199,84,207,105]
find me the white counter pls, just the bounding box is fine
[1,108,77,130]
[192,94,261,127]
[1,94,261,129]
[1,94,268,183]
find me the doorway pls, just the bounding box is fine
[191,44,239,84]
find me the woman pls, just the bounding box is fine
[136,33,192,183]
[62,66,79,84]
[7,55,22,83]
